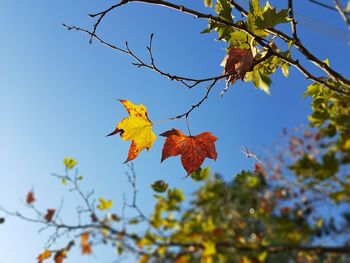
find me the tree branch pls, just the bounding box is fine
[309,0,350,15]
[87,0,350,95]
[333,0,350,29]
[288,0,299,42]
[231,0,350,93]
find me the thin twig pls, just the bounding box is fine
[333,0,350,29]
[309,0,350,15]
[288,0,299,42]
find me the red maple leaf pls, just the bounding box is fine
[160,129,218,175]
[221,47,254,85]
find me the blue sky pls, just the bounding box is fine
[0,0,349,262]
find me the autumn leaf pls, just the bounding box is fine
[221,47,254,85]
[80,232,92,255]
[90,213,98,222]
[54,251,66,263]
[107,100,156,162]
[37,250,52,263]
[160,129,218,175]
[44,209,55,222]
[97,198,112,211]
[53,241,74,263]
[254,163,261,172]
[26,191,35,204]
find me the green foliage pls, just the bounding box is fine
[151,180,169,193]
[190,166,210,181]
[254,2,290,29]
[215,0,233,22]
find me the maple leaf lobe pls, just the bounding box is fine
[160,129,218,175]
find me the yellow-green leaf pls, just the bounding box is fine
[343,139,350,150]
[97,198,113,211]
[63,157,77,170]
[204,0,212,8]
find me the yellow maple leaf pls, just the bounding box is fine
[97,198,112,211]
[107,100,156,162]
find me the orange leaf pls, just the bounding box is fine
[80,232,92,255]
[44,209,55,222]
[254,163,261,172]
[26,191,35,204]
[107,100,156,162]
[54,251,66,263]
[37,250,51,263]
[221,48,254,85]
[160,129,218,175]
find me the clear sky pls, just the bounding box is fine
[0,0,349,262]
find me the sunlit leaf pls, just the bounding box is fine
[97,198,113,211]
[221,48,254,86]
[107,100,156,162]
[80,232,92,255]
[204,0,212,8]
[37,250,52,263]
[63,157,77,170]
[160,129,218,175]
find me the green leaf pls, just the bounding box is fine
[151,180,169,193]
[167,188,185,203]
[116,241,123,256]
[255,2,290,29]
[323,58,330,66]
[246,13,256,32]
[201,28,212,34]
[215,0,233,22]
[281,63,290,78]
[249,0,261,16]
[247,68,271,95]
[190,166,210,181]
[229,31,249,48]
[61,178,68,185]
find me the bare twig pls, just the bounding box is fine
[309,0,350,15]
[288,0,299,42]
[333,0,350,29]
